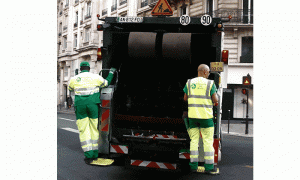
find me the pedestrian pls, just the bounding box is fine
[183,64,219,174]
[67,96,72,109]
[68,61,116,165]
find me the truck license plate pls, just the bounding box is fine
[210,62,224,72]
[117,17,143,23]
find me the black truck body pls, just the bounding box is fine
[97,16,226,171]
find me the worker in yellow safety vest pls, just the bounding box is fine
[68,61,116,165]
[183,64,219,174]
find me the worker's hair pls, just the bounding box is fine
[80,66,90,71]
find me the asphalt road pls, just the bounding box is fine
[58,113,253,180]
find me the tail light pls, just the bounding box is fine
[222,50,229,64]
[97,48,102,60]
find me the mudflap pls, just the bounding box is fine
[213,138,221,164]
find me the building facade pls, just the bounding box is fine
[57,0,253,120]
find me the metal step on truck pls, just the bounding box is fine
[96,14,229,172]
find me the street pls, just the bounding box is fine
[58,112,253,180]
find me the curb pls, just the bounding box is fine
[57,110,75,114]
[222,131,253,137]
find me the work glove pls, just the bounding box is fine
[109,67,117,74]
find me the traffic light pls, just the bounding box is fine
[243,74,251,85]
[75,69,79,75]
[242,89,248,95]
[97,24,103,31]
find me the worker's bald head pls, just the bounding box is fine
[198,64,210,72]
[197,64,210,78]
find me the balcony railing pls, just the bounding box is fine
[120,0,127,6]
[85,15,91,20]
[140,0,157,8]
[206,9,253,24]
[149,0,158,4]
[102,8,107,16]
[111,4,117,12]
[63,26,68,31]
[83,42,90,47]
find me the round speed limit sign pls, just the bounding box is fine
[201,14,212,26]
[180,15,191,26]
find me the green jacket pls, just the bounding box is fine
[68,70,114,106]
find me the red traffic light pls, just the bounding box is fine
[242,89,247,95]
[97,24,103,31]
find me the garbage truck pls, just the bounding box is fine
[96,15,229,172]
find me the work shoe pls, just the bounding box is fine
[191,166,205,173]
[205,166,220,175]
[84,157,97,165]
[89,158,114,166]
[191,166,220,175]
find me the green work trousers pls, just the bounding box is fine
[189,118,215,171]
[75,104,100,159]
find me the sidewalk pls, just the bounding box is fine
[57,106,75,114]
[221,120,253,137]
[57,107,253,137]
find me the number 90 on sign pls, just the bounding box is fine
[201,15,212,26]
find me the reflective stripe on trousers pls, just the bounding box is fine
[189,127,214,165]
[76,117,99,153]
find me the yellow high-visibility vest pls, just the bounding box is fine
[186,77,213,119]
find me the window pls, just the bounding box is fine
[111,0,117,12]
[64,15,68,29]
[141,0,148,8]
[64,66,68,79]
[85,28,90,42]
[240,36,253,63]
[81,8,84,21]
[206,0,213,16]
[180,4,187,16]
[63,36,67,49]
[59,22,62,33]
[74,34,77,48]
[102,0,107,16]
[243,0,253,24]
[76,11,78,24]
[120,0,127,6]
[87,2,91,17]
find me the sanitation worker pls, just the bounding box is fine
[183,64,219,174]
[68,61,116,165]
